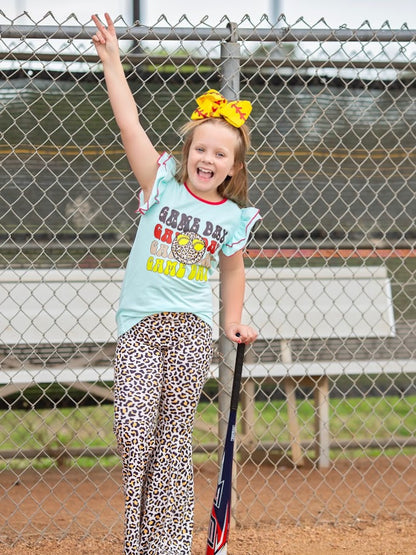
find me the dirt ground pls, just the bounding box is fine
[1,455,416,554]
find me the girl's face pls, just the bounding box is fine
[186,121,238,202]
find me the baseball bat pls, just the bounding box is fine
[206,340,246,555]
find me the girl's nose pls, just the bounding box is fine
[202,151,214,163]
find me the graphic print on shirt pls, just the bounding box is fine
[147,205,229,283]
[171,231,206,264]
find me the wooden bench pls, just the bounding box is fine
[0,265,405,468]
[0,268,122,402]
[211,265,400,468]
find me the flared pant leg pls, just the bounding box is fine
[113,313,213,554]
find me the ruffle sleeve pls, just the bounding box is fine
[136,152,176,215]
[222,207,262,256]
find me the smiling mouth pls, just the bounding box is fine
[197,168,214,178]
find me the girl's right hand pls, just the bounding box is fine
[91,13,119,63]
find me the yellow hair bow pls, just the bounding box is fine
[190,89,252,128]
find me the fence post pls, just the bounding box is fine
[218,22,242,446]
[217,23,242,527]
[220,22,241,99]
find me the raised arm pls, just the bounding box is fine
[219,250,258,344]
[91,13,159,199]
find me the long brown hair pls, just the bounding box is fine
[175,118,251,208]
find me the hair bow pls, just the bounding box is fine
[190,89,252,128]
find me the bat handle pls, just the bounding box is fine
[230,341,245,412]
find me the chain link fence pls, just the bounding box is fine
[1,11,416,543]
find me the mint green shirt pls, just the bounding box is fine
[116,152,261,337]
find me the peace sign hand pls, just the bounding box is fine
[91,13,119,63]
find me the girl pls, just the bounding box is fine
[92,13,261,555]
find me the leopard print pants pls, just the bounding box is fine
[113,312,213,554]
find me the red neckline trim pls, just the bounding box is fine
[184,182,227,205]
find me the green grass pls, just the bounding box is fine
[1,395,416,470]
[329,396,416,440]
[0,405,116,470]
